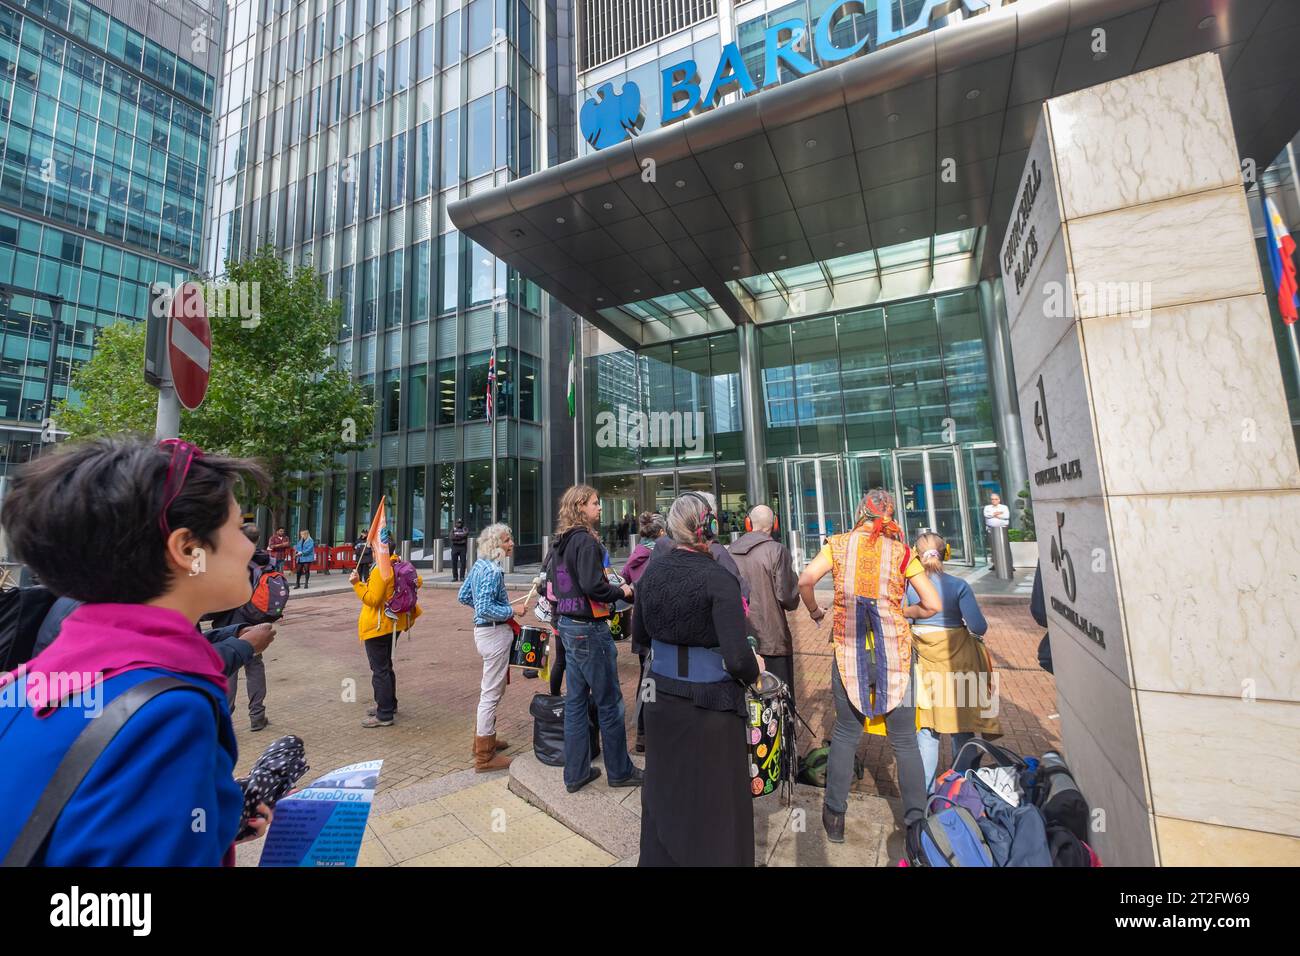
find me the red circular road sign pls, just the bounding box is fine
[168,281,211,411]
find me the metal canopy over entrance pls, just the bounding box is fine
[450,0,1300,349]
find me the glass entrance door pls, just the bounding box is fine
[890,445,971,564]
[782,456,848,567]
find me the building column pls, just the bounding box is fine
[978,276,1029,524]
[737,323,768,508]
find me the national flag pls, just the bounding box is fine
[566,334,576,417]
[1263,194,1298,325]
[365,496,393,581]
[486,353,496,420]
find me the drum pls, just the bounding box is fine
[745,672,792,799]
[510,625,550,669]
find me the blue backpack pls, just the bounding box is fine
[906,794,995,867]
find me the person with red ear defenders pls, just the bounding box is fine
[729,505,801,709]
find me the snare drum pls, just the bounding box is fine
[510,625,551,669]
[745,672,790,799]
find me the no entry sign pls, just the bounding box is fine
[168,281,211,410]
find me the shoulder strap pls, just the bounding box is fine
[2,676,224,868]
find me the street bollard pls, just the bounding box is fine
[790,531,803,572]
[431,538,444,573]
[990,525,1014,581]
[467,537,477,566]
[541,535,549,562]
[503,550,515,573]
[400,539,411,562]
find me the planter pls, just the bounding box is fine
[1010,541,1039,569]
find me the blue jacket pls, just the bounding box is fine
[0,668,242,866]
[295,537,316,563]
[458,558,513,626]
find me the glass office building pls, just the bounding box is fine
[0,0,219,475]
[452,0,1300,565]
[210,0,580,562]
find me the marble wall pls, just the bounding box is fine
[999,53,1300,866]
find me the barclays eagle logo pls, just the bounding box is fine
[579,82,644,150]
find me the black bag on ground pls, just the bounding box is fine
[1036,751,1090,842]
[529,693,601,767]
[0,585,56,672]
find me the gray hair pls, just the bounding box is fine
[666,493,710,549]
[478,523,513,563]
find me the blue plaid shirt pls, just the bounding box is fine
[458,558,513,625]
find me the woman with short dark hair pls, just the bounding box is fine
[0,437,274,865]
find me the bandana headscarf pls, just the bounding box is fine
[857,496,903,544]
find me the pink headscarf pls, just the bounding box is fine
[0,603,228,715]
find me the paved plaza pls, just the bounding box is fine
[233,581,1053,866]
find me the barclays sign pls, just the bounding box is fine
[580,0,1015,150]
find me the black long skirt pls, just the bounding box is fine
[639,692,754,867]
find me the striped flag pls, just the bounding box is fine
[1263,194,1298,325]
[486,352,496,420]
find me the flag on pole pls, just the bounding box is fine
[486,353,496,420]
[566,333,576,417]
[365,496,393,581]
[1263,194,1299,325]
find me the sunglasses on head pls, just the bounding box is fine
[158,438,204,542]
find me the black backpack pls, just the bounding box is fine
[0,586,57,672]
[529,693,600,767]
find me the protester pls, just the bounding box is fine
[450,517,469,582]
[349,544,423,728]
[797,488,942,843]
[633,493,761,866]
[0,437,274,865]
[354,534,373,581]
[293,528,315,589]
[457,523,518,771]
[267,527,292,569]
[648,492,749,602]
[908,532,1001,787]
[549,484,640,793]
[623,511,664,753]
[210,522,278,732]
[730,504,801,708]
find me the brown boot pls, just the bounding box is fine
[469,735,510,757]
[474,734,512,772]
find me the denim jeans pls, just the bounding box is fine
[557,617,634,788]
[917,727,975,790]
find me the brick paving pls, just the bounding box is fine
[229,586,1058,807]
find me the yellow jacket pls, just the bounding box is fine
[351,566,423,641]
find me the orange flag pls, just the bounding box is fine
[365,496,393,581]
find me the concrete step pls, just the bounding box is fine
[507,750,906,866]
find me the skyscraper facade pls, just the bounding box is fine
[212,0,572,561]
[0,0,219,474]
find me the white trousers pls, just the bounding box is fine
[474,623,514,736]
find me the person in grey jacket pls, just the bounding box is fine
[729,505,800,707]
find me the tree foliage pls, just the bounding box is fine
[57,247,373,522]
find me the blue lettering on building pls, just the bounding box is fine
[581,0,1008,150]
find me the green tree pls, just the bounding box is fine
[57,247,374,524]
